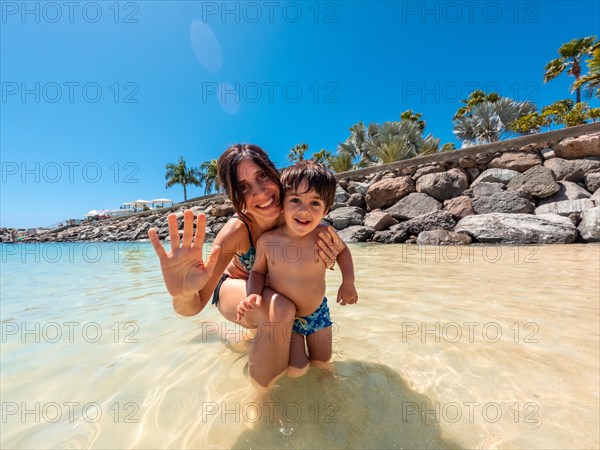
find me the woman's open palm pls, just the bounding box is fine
[148,210,220,298]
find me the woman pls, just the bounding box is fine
[148,144,339,388]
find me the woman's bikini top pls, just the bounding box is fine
[235,217,255,272]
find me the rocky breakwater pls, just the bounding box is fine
[1,196,235,244]
[3,126,599,246]
[326,130,600,245]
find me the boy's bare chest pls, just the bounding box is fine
[265,236,322,267]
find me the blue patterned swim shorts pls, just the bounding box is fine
[292,297,333,336]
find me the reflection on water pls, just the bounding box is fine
[1,243,599,449]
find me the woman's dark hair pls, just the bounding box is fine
[217,144,282,222]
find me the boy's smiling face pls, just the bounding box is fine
[282,179,328,237]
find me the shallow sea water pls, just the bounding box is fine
[1,242,599,449]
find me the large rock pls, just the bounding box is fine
[210,204,234,217]
[372,229,408,243]
[537,181,592,206]
[507,166,560,198]
[335,186,350,203]
[552,133,600,159]
[414,163,445,179]
[534,199,595,216]
[386,193,442,220]
[472,168,521,185]
[415,168,469,202]
[544,157,600,182]
[363,210,398,231]
[592,189,600,205]
[455,213,577,244]
[132,222,152,240]
[337,226,375,243]
[540,147,555,159]
[392,210,456,236]
[365,176,415,210]
[578,207,600,241]
[416,230,472,245]
[472,191,535,214]
[472,182,506,197]
[325,207,366,230]
[443,196,475,219]
[487,151,542,171]
[584,173,600,193]
[347,181,369,196]
[347,193,367,209]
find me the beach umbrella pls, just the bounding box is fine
[85,209,99,216]
[131,199,151,211]
[150,198,173,208]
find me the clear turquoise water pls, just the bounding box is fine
[1,242,599,449]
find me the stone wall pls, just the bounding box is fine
[3,123,599,245]
[330,123,600,244]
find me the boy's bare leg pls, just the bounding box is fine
[287,332,309,378]
[217,279,295,388]
[306,326,333,370]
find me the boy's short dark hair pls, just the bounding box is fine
[280,160,337,210]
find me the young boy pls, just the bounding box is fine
[236,160,358,375]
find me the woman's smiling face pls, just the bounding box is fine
[236,159,281,222]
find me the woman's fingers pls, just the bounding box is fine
[204,243,221,278]
[168,214,181,252]
[148,228,168,259]
[192,213,207,249]
[181,210,194,247]
[326,226,339,251]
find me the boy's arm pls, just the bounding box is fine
[329,227,354,283]
[327,226,358,305]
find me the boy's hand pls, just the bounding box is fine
[237,294,262,321]
[337,281,358,305]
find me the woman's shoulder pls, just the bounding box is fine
[214,217,251,251]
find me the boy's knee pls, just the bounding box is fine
[270,297,295,324]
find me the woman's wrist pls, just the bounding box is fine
[172,291,203,316]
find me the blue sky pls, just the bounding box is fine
[1,0,599,229]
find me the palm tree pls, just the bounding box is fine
[288,143,308,162]
[400,109,426,131]
[453,93,537,147]
[572,48,600,99]
[311,149,332,169]
[418,136,442,156]
[338,122,378,166]
[544,36,599,103]
[365,120,436,163]
[440,142,456,152]
[165,156,203,202]
[328,153,354,173]
[199,159,220,195]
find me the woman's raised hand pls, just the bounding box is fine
[148,209,221,299]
